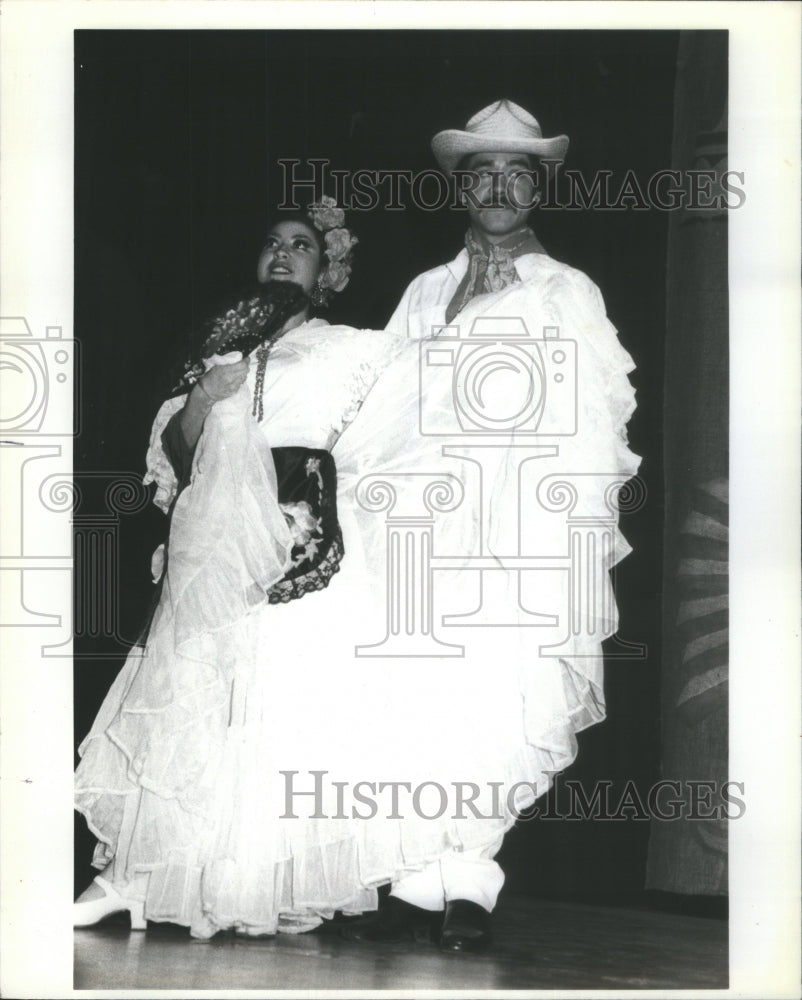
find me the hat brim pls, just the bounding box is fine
[431,130,569,175]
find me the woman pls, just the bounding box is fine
[74,198,403,937]
[75,197,640,944]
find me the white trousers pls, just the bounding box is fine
[389,836,505,912]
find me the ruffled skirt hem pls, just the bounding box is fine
[76,635,601,938]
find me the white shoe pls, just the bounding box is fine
[73,875,146,931]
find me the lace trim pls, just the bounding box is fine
[267,534,344,604]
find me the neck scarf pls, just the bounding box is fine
[444,226,546,324]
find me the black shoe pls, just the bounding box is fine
[439,899,493,953]
[341,895,441,944]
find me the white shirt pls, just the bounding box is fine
[385,247,609,342]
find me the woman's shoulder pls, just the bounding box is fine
[281,317,371,339]
[295,318,398,343]
[283,319,403,367]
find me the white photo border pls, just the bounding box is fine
[0,2,799,998]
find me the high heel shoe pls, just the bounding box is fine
[73,875,146,931]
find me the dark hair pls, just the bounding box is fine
[262,212,325,256]
[454,151,537,174]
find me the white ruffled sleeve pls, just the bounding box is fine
[143,395,187,513]
[542,266,639,469]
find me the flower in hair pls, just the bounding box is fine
[306,197,359,302]
[321,261,350,294]
[325,227,358,259]
[307,195,346,232]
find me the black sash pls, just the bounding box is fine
[266,446,344,604]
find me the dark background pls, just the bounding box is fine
[74,29,678,907]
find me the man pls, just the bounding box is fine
[386,98,569,342]
[346,100,638,953]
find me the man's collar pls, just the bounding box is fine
[444,244,548,282]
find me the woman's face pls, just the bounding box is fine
[257,220,324,295]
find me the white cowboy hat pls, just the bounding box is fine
[431,99,569,174]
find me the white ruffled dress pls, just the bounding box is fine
[75,269,640,939]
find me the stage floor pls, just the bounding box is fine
[74,893,727,991]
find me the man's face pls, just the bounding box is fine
[460,151,538,242]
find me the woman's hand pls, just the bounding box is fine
[179,356,249,449]
[198,358,249,402]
